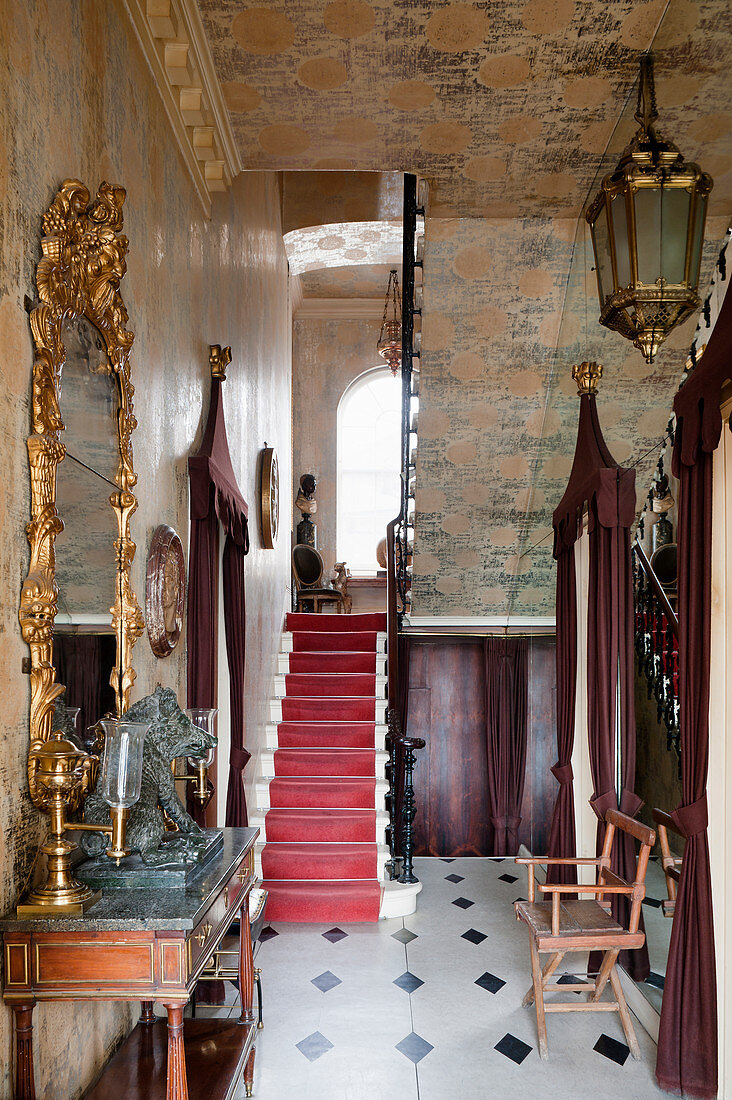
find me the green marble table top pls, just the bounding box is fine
[1,826,258,933]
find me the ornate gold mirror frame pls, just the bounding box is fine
[20,179,144,805]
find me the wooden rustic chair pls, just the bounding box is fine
[652,807,684,917]
[514,809,655,1060]
[292,545,347,613]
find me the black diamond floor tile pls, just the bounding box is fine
[393,970,425,994]
[259,925,278,942]
[498,873,518,883]
[445,873,464,883]
[495,1033,532,1065]
[310,970,342,993]
[296,1031,334,1062]
[392,927,418,944]
[642,896,663,908]
[475,971,506,994]
[440,858,456,863]
[452,897,474,909]
[395,1031,434,1064]
[646,971,665,990]
[594,1033,630,1066]
[461,928,487,945]
[512,897,527,904]
[321,927,348,943]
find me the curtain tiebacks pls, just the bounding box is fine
[551,762,573,784]
[590,787,643,820]
[230,747,251,771]
[671,794,708,838]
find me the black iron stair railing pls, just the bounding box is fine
[383,172,426,884]
[632,539,680,771]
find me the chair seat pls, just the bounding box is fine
[515,898,645,950]
[300,588,342,598]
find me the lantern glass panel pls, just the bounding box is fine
[591,202,613,304]
[634,186,663,285]
[660,186,692,284]
[690,192,707,287]
[610,193,631,288]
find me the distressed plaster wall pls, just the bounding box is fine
[0,2,291,1097]
[292,317,385,576]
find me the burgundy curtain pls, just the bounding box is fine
[654,284,732,1098]
[187,379,250,827]
[484,637,528,856]
[546,548,577,884]
[587,513,648,982]
[53,634,107,738]
[223,535,251,827]
[186,496,219,827]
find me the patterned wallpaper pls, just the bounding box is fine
[413,214,728,617]
[0,2,291,1096]
[199,0,732,219]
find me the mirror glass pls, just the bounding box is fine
[55,316,120,624]
[53,315,121,737]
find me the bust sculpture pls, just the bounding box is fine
[295,473,317,547]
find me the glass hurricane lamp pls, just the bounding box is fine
[377,268,402,377]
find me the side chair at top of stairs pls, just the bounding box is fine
[514,808,656,1061]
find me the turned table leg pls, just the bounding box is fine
[244,1046,256,1098]
[162,1003,188,1100]
[13,1002,36,1100]
[140,1001,155,1025]
[238,901,255,1026]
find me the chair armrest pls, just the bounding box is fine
[538,883,632,896]
[515,857,602,866]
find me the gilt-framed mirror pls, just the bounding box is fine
[20,179,144,798]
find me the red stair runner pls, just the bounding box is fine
[261,612,386,922]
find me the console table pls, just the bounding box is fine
[1,827,259,1100]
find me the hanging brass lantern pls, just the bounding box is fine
[586,53,713,363]
[377,268,402,377]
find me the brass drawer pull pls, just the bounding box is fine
[194,921,212,947]
[224,886,230,909]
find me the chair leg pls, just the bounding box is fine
[528,936,549,1060]
[609,965,641,1059]
[592,948,619,1002]
[522,951,564,1007]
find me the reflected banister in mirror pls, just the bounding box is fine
[20,179,144,809]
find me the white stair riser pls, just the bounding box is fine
[379,880,423,919]
[265,722,389,750]
[277,653,388,674]
[269,699,388,723]
[259,749,390,780]
[273,673,388,699]
[280,631,387,655]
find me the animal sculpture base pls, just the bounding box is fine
[75,827,224,889]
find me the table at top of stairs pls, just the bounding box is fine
[260,613,388,922]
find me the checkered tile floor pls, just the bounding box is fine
[227,857,666,1099]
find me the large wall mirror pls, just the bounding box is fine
[20,180,144,801]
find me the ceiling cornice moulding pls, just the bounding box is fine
[294,298,384,320]
[122,0,241,217]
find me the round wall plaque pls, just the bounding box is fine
[261,447,279,549]
[145,525,185,658]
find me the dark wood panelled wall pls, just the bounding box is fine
[407,637,557,857]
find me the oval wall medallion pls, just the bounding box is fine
[261,446,279,549]
[146,525,186,658]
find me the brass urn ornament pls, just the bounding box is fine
[586,53,713,363]
[377,268,402,377]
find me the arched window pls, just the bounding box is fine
[337,367,402,574]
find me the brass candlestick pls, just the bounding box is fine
[18,734,102,917]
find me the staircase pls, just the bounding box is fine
[254,612,391,922]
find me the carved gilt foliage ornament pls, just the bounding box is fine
[21,179,145,806]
